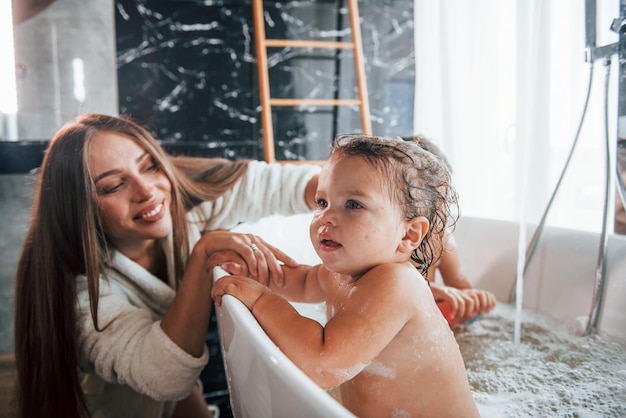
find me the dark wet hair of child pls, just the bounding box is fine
[332,134,459,278]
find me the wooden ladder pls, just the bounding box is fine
[252,0,372,163]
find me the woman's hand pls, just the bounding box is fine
[195,230,298,287]
[206,250,249,275]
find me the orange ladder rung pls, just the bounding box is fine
[270,98,362,107]
[253,0,372,163]
[265,39,355,49]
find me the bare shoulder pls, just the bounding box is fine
[356,263,448,329]
[359,262,427,290]
[353,262,431,304]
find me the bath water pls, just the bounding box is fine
[456,303,626,417]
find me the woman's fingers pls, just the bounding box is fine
[245,235,280,286]
[270,246,299,268]
[207,250,247,272]
[219,261,248,276]
[242,235,294,287]
[198,230,296,287]
[245,238,270,285]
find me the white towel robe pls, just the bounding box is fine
[75,161,320,418]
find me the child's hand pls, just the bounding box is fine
[472,288,497,314]
[431,284,472,317]
[431,284,496,325]
[211,275,269,310]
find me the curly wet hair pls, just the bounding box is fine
[331,134,459,277]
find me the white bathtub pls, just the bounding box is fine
[213,264,353,418]
[215,213,626,417]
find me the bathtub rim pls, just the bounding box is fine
[231,213,626,342]
[212,266,355,418]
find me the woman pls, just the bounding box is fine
[13,113,320,418]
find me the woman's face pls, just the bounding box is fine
[87,131,173,253]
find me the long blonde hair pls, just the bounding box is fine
[13,113,248,418]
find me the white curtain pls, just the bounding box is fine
[413,0,619,233]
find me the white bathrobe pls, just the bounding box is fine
[75,161,320,418]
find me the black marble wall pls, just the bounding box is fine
[116,0,415,161]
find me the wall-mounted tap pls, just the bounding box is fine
[610,17,626,34]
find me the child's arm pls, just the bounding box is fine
[435,235,497,319]
[212,262,417,389]
[219,261,328,303]
[437,234,472,289]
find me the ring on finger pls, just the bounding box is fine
[250,244,259,251]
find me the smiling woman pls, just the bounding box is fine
[12,113,321,418]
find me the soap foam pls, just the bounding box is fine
[456,303,626,418]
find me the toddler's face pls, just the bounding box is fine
[310,155,408,278]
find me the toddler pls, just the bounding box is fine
[212,134,480,417]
